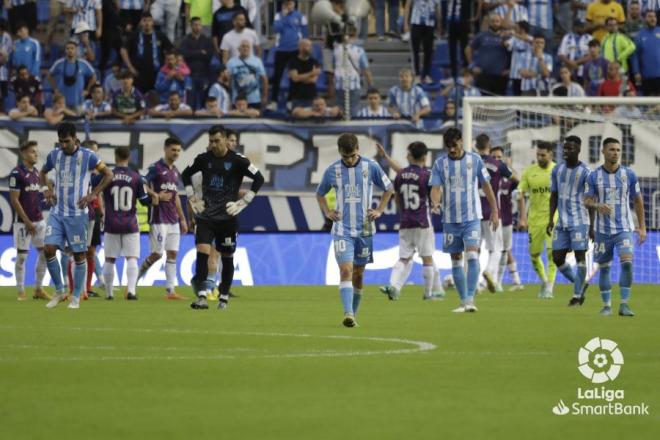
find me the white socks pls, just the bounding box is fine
[165,259,177,292]
[422,265,435,297]
[103,262,115,298]
[15,252,27,293]
[432,262,442,291]
[35,250,47,290]
[486,250,499,278]
[508,262,521,284]
[498,251,508,284]
[389,260,413,290]
[126,258,138,294]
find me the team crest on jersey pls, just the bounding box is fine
[73,235,81,243]
[621,173,627,183]
[224,162,232,171]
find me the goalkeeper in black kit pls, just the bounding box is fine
[182,125,264,310]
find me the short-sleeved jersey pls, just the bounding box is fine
[145,159,181,225]
[317,157,393,238]
[42,147,101,217]
[97,166,150,234]
[584,165,640,235]
[181,149,262,222]
[394,165,431,229]
[9,164,43,223]
[479,155,512,220]
[430,152,490,223]
[519,162,555,225]
[551,162,590,228]
[498,177,517,227]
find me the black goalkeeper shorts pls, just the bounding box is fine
[90,212,102,247]
[195,217,238,254]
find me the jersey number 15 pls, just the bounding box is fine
[399,184,420,210]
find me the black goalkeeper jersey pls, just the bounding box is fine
[181,149,264,221]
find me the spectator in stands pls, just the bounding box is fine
[439,100,456,129]
[220,11,260,65]
[601,17,636,74]
[12,65,43,110]
[0,19,11,112]
[557,19,593,84]
[506,20,533,96]
[357,88,391,118]
[334,26,372,117]
[288,39,320,110]
[48,41,97,111]
[103,63,123,97]
[375,0,400,40]
[526,0,554,51]
[180,17,214,109]
[212,0,250,58]
[99,0,123,71]
[440,68,481,103]
[632,10,660,96]
[184,0,214,35]
[226,39,267,109]
[227,94,260,117]
[446,0,472,80]
[271,0,308,106]
[65,0,103,40]
[466,13,509,96]
[83,83,113,119]
[9,95,38,120]
[586,0,625,42]
[322,0,345,101]
[388,67,431,125]
[71,21,97,64]
[625,1,644,38]
[195,95,224,117]
[119,0,146,32]
[149,90,194,118]
[598,61,636,97]
[121,12,173,93]
[583,39,609,95]
[11,23,41,78]
[155,50,191,102]
[151,0,180,43]
[551,65,586,96]
[112,71,145,124]
[207,68,231,115]
[292,95,341,119]
[6,0,37,34]
[44,93,78,125]
[404,0,441,84]
[519,34,553,96]
[496,0,529,30]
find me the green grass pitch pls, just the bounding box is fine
[1,284,658,440]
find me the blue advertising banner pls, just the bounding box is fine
[1,232,658,287]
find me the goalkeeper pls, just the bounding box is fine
[181,125,264,310]
[518,141,557,298]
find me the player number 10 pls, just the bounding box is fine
[111,186,133,212]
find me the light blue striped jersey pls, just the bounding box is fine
[642,0,660,13]
[520,50,553,92]
[119,0,144,10]
[430,152,490,223]
[410,0,441,27]
[71,0,103,32]
[526,0,554,31]
[506,36,532,80]
[333,43,369,91]
[558,32,593,77]
[42,147,102,217]
[10,0,26,5]
[551,161,590,228]
[208,82,231,113]
[0,32,12,81]
[82,99,112,115]
[317,157,393,238]
[584,165,640,235]
[387,85,430,117]
[356,105,391,118]
[494,4,529,23]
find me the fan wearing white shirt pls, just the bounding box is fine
[148,91,193,119]
[357,88,391,118]
[551,65,586,97]
[219,11,260,64]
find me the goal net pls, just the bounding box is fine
[462,97,660,286]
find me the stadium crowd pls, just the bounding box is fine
[0,0,658,125]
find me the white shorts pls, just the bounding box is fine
[481,220,503,252]
[105,233,140,259]
[399,226,435,259]
[501,225,513,251]
[87,220,95,247]
[14,220,47,251]
[149,223,180,254]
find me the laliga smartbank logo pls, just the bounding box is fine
[551,337,650,417]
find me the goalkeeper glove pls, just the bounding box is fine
[226,190,255,216]
[185,186,205,214]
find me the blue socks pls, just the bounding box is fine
[575,262,587,297]
[620,261,633,303]
[60,253,69,286]
[94,254,103,281]
[451,259,467,303]
[73,260,87,299]
[205,275,216,292]
[599,264,612,306]
[558,263,576,283]
[46,256,64,292]
[353,289,362,315]
[466,251,480,301]
[339,281,353,315]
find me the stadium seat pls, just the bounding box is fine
[433,42,450,68]
[5,90,16,111]
[432,95,446,113]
